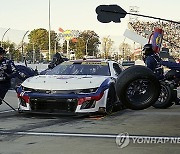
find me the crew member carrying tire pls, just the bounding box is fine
[142,44,180,109]
[142,43,164,79]
[141,43,177,109]
[116,43,167,110]
[116,65,161,110]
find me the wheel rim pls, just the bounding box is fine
[126,79,154,106]
[156,84,168,104]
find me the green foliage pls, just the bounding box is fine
[28,28,48,50]
[62,30,100,59]
[79,30,100,56]
[2,28,101,61]
[26,28,59,62]
[74,38,85,59]
[101,36,114,59]
[28,28,59,50]
[119,42,132,59]
[2,41,22,61]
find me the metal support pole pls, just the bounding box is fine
[1,28,10,47]
[32,43,35,64]
[85,37,91,56]
[85,40,88,56]
[54,41,57,53]
[48,0,51,61]
[21,30,29,62]
[66,40,69,58]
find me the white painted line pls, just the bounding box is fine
[0,131,180,140]
[0,109,16,114]
[9,131,117,138]
[133,111,180,116]
[8,90,16,92]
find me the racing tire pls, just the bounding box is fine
[105,85,116,115]
[152,82,175,109]
[116,65,161,110]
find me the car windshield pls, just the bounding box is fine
[46,61,111,76]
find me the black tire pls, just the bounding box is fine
[116,65,161,110]
[153,82,175,109]
[106,85,116,114]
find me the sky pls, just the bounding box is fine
[0,0,179,52]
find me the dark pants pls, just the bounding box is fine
[0,83,10,104]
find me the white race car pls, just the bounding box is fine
[16,59,123,115]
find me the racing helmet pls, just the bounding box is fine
[142,44,154,56]
[0,47,6,55]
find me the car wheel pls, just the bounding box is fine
[153,82,175,109]
[105,85,116,115]
[116,65,161,110]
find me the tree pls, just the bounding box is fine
[101,36,114,59]
[28,29,58,51]
[73,38,85,59]
[27,28,58,62]
[28,28,48,50]
[3,41,22,61]
[79,30,100,56]
[119,43,132,60]
[62,30,100,59]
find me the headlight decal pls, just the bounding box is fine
[97,78,112,93]
[78,92,104,105]
[79,87,98,94]
[77,78,112,106]
[17,86,30,103]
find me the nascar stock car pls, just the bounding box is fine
[16,59,124,115]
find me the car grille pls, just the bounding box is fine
[23,87,98,94]
[29,98,78,113]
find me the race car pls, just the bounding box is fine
[16,59,123,115]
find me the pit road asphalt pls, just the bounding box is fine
[0,90,180,154]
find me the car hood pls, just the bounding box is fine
[22,75,109,90]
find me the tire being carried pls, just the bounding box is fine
[116,65,161,110]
